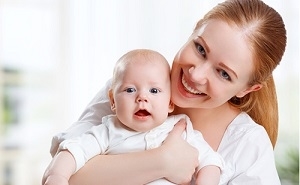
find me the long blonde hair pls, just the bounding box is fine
[194,0,287,147]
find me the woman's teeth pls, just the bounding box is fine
[182,76,203,95]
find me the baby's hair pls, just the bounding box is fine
[111,49,170,89]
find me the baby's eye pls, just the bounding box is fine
[195,42,206,58]
[149,88,160,94]
[125,87,136,93]
[218,69,231,81]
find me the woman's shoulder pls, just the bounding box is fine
[219,112,271,154]
[226,112,266,136]
[218,112,277,183]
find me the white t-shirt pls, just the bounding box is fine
[50,79,281,185]
[57,114,224,185]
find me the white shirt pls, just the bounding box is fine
[58,114,224,185]
[50,79,281,185]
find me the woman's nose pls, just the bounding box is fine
[188,64,209,85]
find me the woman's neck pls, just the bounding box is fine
[173,103,240,150]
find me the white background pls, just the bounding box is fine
[0,0,298,184]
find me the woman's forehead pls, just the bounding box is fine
[197,20,254,81]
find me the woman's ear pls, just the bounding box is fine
[108,89,116,111]
[236,84,263,98]
[168,101,175,113]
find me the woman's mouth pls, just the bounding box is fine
[181,75,204,95]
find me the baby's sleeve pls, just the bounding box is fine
[57,123,110,172]
[184,115,225,171]
[192,131,225,171]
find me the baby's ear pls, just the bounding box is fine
[168,101,175,113]
[108,89,116,111]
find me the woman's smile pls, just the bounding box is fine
[177,69,208,98]
[182,75,203,95]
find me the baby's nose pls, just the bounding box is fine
[136,93,148,103]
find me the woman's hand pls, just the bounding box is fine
[160,119,199,184]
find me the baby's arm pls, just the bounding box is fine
[182,115,223,185]
[49,82,198,184]
[194,165,221,185]
[42,151,76,185]
[68,120,199,185]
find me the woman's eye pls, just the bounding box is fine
[125,87,136,93]
[218,69,231,81]
[195,42,206,58]
[149,88,160,94]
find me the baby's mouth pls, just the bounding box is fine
[135,109,151,117]
[181,75,204,95]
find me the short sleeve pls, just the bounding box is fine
[58,123,110,172]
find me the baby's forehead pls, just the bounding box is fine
[125,51,166,63]
[112,50,170,84]
[127,56,167,67]
[119,53,169,70]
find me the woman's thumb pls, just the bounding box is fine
[168,118,187,137]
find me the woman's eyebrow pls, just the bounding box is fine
[198,36,237,79]
[219,62,238,79]
[198,36,210,53]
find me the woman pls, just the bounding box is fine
[46,0,286,184]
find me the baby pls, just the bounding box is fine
[43,49,224,185]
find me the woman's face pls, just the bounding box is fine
[171,19,260,109]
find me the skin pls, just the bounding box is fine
[171,19,262,150]
[63,19,263,185]
[108,56,174,132]
[69,122,199,185]
[43,53,175,185]
[109,53,220,185]
[44,51,220,185]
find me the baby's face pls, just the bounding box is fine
[112,58,173,132]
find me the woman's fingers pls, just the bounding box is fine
[161,119,199,184]
[168,118,187,137]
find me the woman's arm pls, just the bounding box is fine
[69,121,199,185]
[50,79,198,184]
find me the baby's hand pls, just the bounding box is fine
[43,174,69,185]
[42,151,76,185]
[194,166,221,185]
